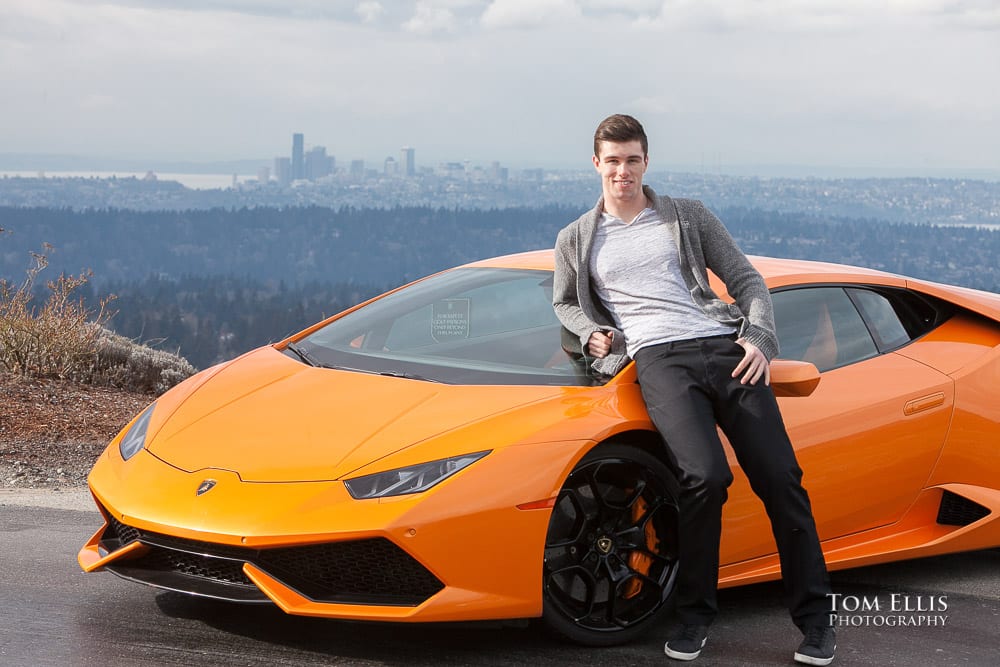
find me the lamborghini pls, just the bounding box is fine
[78,249,1000,645]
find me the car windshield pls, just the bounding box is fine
[291,267,604,386]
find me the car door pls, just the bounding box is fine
[720,285,955,564]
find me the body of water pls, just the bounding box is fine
[0,171,255,190]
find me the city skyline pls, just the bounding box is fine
[2,2,998,178]
[1,122,998,183]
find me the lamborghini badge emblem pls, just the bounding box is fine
[196,479,217,496]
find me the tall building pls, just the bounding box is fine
[400,146,415,177]
[305,146,333,180]
[274,157,291,186]
[291,133,305,181]
[521,168,544,183]
[439,162,465,179]
[490,161,508,183]
[350,159,365,180]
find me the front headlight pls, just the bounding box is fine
[344,451,490,499]
[119,403,156,461]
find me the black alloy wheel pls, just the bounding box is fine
[542,443,679,646]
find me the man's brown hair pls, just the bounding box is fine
[593,114,648,158]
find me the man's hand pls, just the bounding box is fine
[588,331,613,358]
[733,338,770,386]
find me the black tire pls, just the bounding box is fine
[542,443,679,646]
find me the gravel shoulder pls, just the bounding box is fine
[0,372,150,499]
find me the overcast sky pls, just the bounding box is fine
[2,0,998,175]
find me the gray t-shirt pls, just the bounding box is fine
[589,208,736,357]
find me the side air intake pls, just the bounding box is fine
[936,490,990,526]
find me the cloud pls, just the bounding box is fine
[0,0,996,170]
[632,1,873,32]
[355,1,384,23]
[635,0,1000,33]
[480,0,582,30]
[403,1,460,34]
[43,0,365,21]
[579,0,661,19]
[890,0,1000,29]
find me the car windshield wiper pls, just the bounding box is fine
[286,341,324,368]
[374,370,443,383]
[320,363,443,383]
[286,349,443,383]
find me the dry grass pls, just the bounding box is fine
[0,246,107,378]
[0,242,195,394]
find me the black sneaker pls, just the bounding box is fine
[794,625,836,665]
[664,624,709,661]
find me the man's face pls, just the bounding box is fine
[593,139,648,204]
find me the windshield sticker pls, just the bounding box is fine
[432,299,471,342]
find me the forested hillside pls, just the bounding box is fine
[3,204,998,369]
[0,205,572,287]
[103,276,383,370]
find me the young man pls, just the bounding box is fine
[552,114,836,665]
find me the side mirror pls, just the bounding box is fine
[771,359,821,397]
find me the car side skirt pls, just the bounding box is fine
[718,483,1000,587]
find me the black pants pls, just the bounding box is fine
[634,335,831,630]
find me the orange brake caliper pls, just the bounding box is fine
[624,495,659,599]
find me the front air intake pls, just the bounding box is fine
[98,509,444,606]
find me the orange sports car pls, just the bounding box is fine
[78,250,1000,645]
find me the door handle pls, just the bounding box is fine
[903,392,945,416]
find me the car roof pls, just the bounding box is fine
[463,249,907,287]
[463,249,1000,323]
[464,249,556,272]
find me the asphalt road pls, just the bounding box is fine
[1,498,998,666]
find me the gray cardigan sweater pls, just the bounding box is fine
[553,185,779,376]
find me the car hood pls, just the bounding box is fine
[146,346,568,482]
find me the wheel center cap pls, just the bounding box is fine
[596,536,614,554]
